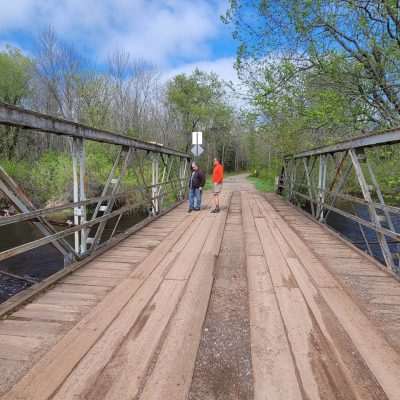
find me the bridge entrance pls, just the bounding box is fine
[0,175,399,400]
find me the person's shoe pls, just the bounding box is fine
[188,208,193,213]
[194,208,201,211]
[210,208,218,213]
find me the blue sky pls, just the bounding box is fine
[0,0,239,82]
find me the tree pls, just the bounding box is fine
[166,69,234,168]
[0,45,32,158]
[0,45,32,105]
[225,0,400,126]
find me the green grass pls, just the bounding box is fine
[247,175,276,192]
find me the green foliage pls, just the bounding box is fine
[0,46,32,105]
[0,145,138,206]
[1,152,71,205]
[167,69,225,131]
[247,167,276,192]
[166,69,234,160]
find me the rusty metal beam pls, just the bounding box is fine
[0,102,190,159]
[287,127,400,159]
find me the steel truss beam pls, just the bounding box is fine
[280,131,400,273]
[289,127,400,159]
[0,102,190,279]
[349,149,395,271]
[0,102,189,158]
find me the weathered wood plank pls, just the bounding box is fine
[0,335,42,361]
[246,256,302,400]
[1,213,197,400]
[254,218,297,288]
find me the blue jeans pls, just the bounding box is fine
[189,188,202,209]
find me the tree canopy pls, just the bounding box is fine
[222,0,400,173]
[0,46,32,105]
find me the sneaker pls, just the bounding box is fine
[194,208,200,211]
[188,208,193,213]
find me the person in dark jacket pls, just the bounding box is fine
[188,162,205,212]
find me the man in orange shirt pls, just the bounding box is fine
[211,158,224,213]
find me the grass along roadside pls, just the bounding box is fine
[247,175,275,192]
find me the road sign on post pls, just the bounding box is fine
[192,131,203,145]
[191,144,204,157]
[191,131,203,158]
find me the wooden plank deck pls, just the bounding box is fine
[0,175,399,400]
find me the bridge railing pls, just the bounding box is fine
[277,128,400,275]
[0,103,190,282]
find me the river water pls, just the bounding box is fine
[304,200,400,271]
[0,212,146,303]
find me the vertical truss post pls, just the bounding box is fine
[303,157,316,217]
[276,164,286,194]
[72,138,86,255]
[151,154,160,215]
[292,159,298,204]
[323,153,353,221]
[351,203,374,257]
[365,158,396,232]
[179,158,188,200]
[91,147,134,250]
[287,158,295,201]
[184,158,189,196]
[317,154,327,221]
[90,147,123,225]
[349,149,395,271]
[178,158,183,200]
[158,155,174,209]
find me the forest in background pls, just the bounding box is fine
[3,0,400,206]
[0,29,250,206]
[224,0,400,196]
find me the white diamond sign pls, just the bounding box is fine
[191,144,204,157]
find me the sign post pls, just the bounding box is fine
[191,131,203,158]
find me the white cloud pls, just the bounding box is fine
[163,57,238,83]
[0,0,229,66]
